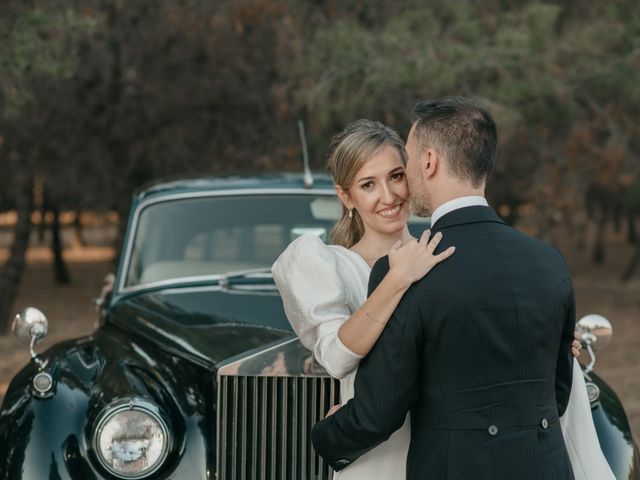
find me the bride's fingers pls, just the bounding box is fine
[418,229,431,247]
[432,246,456,262]
[426,231,443,251]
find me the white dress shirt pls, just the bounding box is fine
[430,195,488,227]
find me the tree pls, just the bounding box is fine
[287,1,640,250]
[0,3,91,332]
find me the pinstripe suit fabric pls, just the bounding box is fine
[312,206,575,480]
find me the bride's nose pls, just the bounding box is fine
[379,183,395,204]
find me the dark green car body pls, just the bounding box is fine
[0,174,638,479]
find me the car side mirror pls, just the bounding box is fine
[577,314,612,351]
[577,314,612,374]
[12,307,49,368]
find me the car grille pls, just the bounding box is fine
[216,338,340,480]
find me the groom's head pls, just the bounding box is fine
[405,97,498,216]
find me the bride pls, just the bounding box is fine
[272,119,613,479]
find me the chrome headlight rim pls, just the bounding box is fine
[92,397,171,480]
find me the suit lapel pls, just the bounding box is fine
[431,205,505,232]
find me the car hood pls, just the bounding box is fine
[108,287,293,366]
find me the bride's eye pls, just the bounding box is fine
[390,171,405,181]
[360,181,374,190]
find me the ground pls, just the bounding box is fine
[1,235,639,444]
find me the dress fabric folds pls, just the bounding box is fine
[272,234,613,480]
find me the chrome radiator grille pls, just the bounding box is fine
[216,338,340,480]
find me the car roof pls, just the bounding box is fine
[136,172,336,201]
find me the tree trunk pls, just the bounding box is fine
[51,206,71,284]
[73,211,87,247]
[627,212,637,244]
[37,206,47,242]
[621,242,640,282]
[0,171,34,333]
[593,228,605,264]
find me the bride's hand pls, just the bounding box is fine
[388,230,455,289]
[572,330,582,358]
[325,404,341,418]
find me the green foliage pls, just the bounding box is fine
[0,0,637,240]
[0,7,94,117]
[287,0,639,239]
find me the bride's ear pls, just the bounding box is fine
[336,185,352,210]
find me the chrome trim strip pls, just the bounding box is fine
[240,377,247,480]
[318,379,326,475]
[281,378,288,476]
[301,379,307,477]
[260,377,267,480]
[231,377,239,479]
[291,378,298,480]
[251,376,258,479]
[117,189,336,293]
[219,376,228,478]
[310,378,317,478]
[270,378,277,479]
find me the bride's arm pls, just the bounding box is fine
[338,230,454,356]
[273,232,453,379]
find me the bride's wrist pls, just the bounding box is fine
[386,268,412,292]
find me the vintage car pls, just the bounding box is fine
[0,173,638,480]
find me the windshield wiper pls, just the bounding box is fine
[218,267,277,292]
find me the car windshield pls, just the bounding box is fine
[124,193,430,289]
[124,194,342,288]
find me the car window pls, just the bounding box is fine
[124,194,341,288]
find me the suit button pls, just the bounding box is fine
[541,418,549,429]
[336,459,350,466]
[488,425,498,436]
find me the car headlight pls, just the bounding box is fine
[93,399,170,479]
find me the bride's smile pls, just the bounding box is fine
[342,144,410,238]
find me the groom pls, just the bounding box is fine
[311,97,575,479]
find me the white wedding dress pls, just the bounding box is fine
[272,234,614,480]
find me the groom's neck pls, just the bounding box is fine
[430,179,486,212]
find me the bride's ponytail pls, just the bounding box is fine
[328,119,407,248]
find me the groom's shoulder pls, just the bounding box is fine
[503,225,570,273]
[512,226,565,253]
[368,255,390,294]
[371,255,390,275]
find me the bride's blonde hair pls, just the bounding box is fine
[328,119,407,248]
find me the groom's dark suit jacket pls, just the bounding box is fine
[312,206,575,480]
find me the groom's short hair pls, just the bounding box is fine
[412,97,497,187]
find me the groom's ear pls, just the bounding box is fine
[424,148,439,179]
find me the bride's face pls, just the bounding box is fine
[345,144,410,237]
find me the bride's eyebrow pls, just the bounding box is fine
[356,175,375,183]
[389,167,405,175]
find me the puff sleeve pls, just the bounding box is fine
[272,234,363,379]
